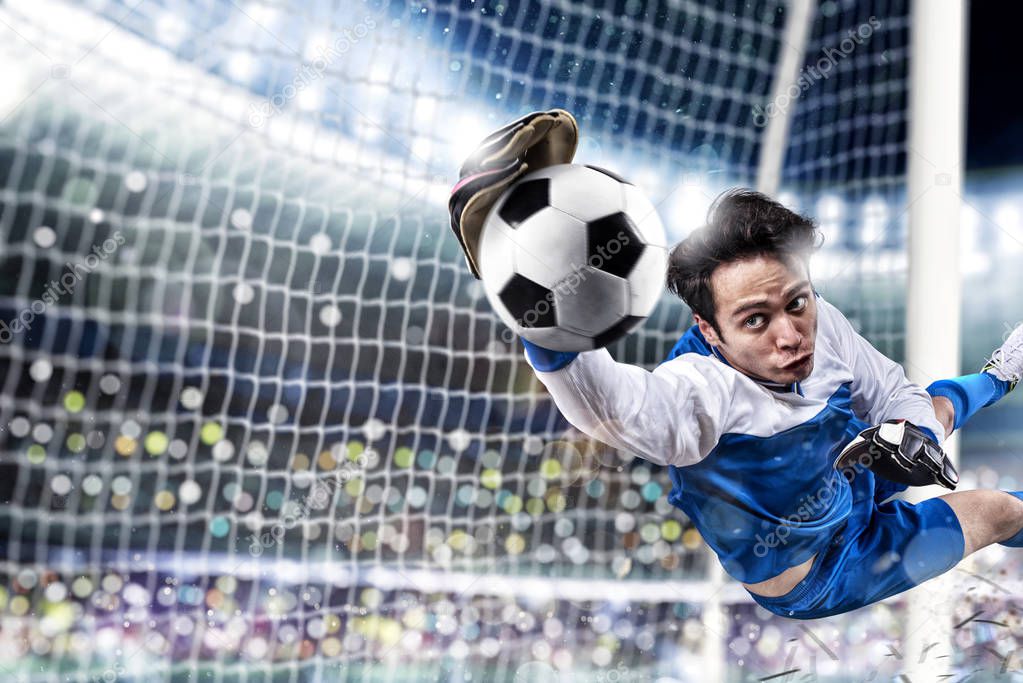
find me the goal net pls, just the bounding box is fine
[0,0,997,681]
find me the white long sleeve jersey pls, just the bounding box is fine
[524,295,946,584]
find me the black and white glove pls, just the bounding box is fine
[834,419,959,490]
[448,108,578,278]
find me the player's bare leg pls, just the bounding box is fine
[938,490,1023,556]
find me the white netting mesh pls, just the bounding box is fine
[778,0,912,354]
[0,1,993,681]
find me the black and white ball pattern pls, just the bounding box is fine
[479,164,668,352]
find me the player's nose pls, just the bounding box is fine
[774,315,803,351]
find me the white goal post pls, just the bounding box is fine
[903,0,966,678]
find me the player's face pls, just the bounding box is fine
[695,254,817,385]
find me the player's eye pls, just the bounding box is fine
[787,295,808,312]
[744,314,765,329]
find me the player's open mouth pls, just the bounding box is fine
[782,353,812,370]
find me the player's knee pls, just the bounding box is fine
[995,491,1023,541]
[974,490,1023,544]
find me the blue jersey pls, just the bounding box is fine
[524,295,946,584]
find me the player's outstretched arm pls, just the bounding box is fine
[446,109,729,467]
[522,340,735,468]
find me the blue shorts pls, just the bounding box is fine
[749,472,966,619]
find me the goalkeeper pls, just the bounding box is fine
[449,109,1023,619]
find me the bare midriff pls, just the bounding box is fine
[741,553,816,598]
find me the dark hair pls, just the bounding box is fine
[665,188,822,336]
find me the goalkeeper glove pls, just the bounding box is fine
[834,419,958,490]
[448,108,578,279]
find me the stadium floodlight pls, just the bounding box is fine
[243,1,278,28]
[411,136,433,164]
[155,12,189,49]
[303,31,333,61]
[296,85,324,112]
[414,96,438,123]
[777,191,799,212]
[227,52,256,81]
[669,182,715,239]
[448,113,494,166]
[630,167,665,201]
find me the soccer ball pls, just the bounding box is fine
[478,163,668,352]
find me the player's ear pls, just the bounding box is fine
[694,314,721,346]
